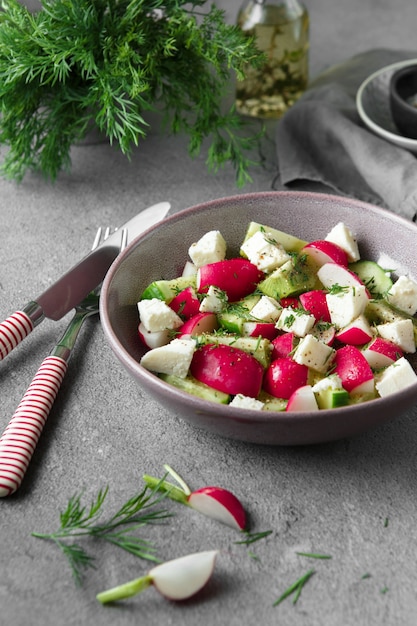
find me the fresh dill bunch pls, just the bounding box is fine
[32,482,173,585]
[0,0,264,183]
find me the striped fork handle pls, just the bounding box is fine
[0,356,66,497]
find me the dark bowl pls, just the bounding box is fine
[100,191,417,446]
[389,64,417,139]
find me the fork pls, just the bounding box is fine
[0,227,127,497]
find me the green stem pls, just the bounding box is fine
[142,475,189,505]
[97,575,153,604]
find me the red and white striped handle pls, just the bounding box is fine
[0,356,67,497]
[0,311,34,361]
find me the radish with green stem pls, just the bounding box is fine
[143,465,247,531]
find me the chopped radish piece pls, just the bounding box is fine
[286,385,319,412]
[334,345,374,393]
[361,337,403,369]
[335,315,373,345]
[318,263,367,290]
[280,297,300,308]
[242,321,278,340]
[263,357,308,399]
[178,312,218,337]
[169,286,201,319]
[190,343,264,397]
[97,551,218,603]
[299,290,331,322]
[271,332,297,359]
[302,240,349,267]
[310,323,336,346]
[197,258,264,302]
[188,487,246,530]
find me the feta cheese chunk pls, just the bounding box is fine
[240,230,291,273]
[386,275,417,315]
[229,394,265,410]
[188,230,227,267]
[199,285,227,313]
[250,295,282,322]
[276,307,315,337]
[312,373,343,393]
[376,319,416,353]
[138,298,183,333]
[293,334,336,373]
[326,285,368,328]
[140,338,197,378]
[325,222,360,262]
[375,357,417,397]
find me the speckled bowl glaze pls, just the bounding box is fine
[100,191,417,446]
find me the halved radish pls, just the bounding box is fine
[302,240,349,267]
[361,337,404,369]
[317,263,367,291]
[169,286,201,319]
[96,551,218,604]
[188,486,246,530]
[271,332,297,359]
[197,258,264,302]
[286,385,319,412]
[178,312,218,337]
[263,357,308,399]
[242,321,278,340]
[138,322,171,349]
[333,345,374,393]
[299,290,331,322]
[335,315,373,345]
[190,343,264,397]
[310,323,336,346]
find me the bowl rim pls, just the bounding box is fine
[356,57,417,149]
[100,190,417,432]
[390,64,417,113]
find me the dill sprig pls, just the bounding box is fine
[0,0,264,184]
[273,569,315,607]
[32,482,173,585]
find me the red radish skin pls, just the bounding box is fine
[286,385,319,412]
[263,357,308,399]
[243,321,278,340]
[299,290,331,322]
[169,287,201,319]
[334,345,374,392]
[188,486,246,530]
[271,332,297,359]
[302,240,349,267]
[178,312,218,337]
[362,337,404,369]
[335,318,373,345]
[190,343,264,397]
[197,258,264,302]
[280,297,300,308]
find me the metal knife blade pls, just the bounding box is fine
[0,201,170,361]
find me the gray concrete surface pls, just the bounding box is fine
[2,1,417,625]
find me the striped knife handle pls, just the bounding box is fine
[0,311,34,361]
[0,356,67,497]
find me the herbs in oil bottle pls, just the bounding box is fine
[235,0,309,119]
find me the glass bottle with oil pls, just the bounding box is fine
[235,0,309,119]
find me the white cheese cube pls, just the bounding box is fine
[240,230,291,272]
[326,285,368,328]
[188,230,227,267]
[249,295,282,322]
[182,261,197,277]
[375,357,417,397]
[199,285,227,313]
[293,334,336,373]
[229,394,265,410]
[138,298,183,333]
[140,338,196,378]
[312,373,343,392]
[325,222,360,262]
[376,319,416,353]
[276,307,315,337]
[386,275,417,315]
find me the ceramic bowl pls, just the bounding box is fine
[389,64,417,139]
[100,191,417,446]
[356,58,417,152]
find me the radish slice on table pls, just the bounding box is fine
[190,343,264,397]
[97,551,219,604]
[142,465,247,530]
[197,258,264,302]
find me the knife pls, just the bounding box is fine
[0,201,170,361]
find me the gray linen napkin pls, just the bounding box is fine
[276,48,417,220]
